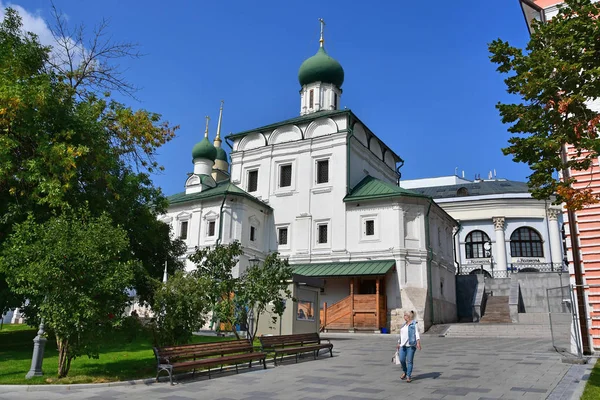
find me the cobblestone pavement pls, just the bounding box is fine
[0,334,593,400]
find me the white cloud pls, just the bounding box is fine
[0,1,54,46]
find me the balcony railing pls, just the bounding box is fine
[457,263,567,279]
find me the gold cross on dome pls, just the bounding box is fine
[319,18,325,47]
[204,115,210,138]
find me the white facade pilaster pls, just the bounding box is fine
[493,217,508,271]
[547,208,563,267]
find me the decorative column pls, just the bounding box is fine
[547,208,563,269]
[493,217,508,271]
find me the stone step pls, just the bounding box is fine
[443,323,553,338]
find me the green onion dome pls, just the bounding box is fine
[216,147,228,162]
[192,137,217,162]
[298,47,344,88]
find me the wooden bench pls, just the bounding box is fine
[153,339,266,385]
[259,332,333,366]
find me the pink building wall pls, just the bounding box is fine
[519,0,600,351]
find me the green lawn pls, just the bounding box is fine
[0,324,235,385]
[582,358,600,400]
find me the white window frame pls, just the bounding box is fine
[246,168,259,193]
[207,220,217,238]
[248,215,261,247]
[202,211,219,243]
[315,158,330,186]
[274,159,296,194]
[315,220,330,248]
[277,224,290,249]
[176,212,191,241]
[360,214,379,242]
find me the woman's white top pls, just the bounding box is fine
[398,321,420,347]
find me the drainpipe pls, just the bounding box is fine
[424,200,434,328]
[346,113,354,195]
[453,223,462,273]
[560,144,592,354]
[225,137,234,150]
[396,158,405,186]
[216,193,228,245]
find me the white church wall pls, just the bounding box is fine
[345,201,401,254]
[348,140,397,190]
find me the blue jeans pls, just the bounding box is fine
[399,346,416,378]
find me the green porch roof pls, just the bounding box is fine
[167,180,271,209]
[344,176,429,202]
[292,260,395,277]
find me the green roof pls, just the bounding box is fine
[226,109,348,141]
[298,47,344,88]
[408,179,531,199]
[168,180,271,209]
[292,260,395,277]
[344,176,429,202]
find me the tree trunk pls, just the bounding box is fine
[56,337,72,378]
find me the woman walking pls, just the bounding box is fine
[396,310,421,382]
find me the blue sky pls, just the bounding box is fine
[4,0,532,196]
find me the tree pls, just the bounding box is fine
[0,210,136,378]
[0,8,182,314]
[234,253,294,343]
[189,242,243,338]
[151,270,210,346]
[489,0,600,210]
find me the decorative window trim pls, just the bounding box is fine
[360,214,379,242]
[277,225,290,249]
[249,215,261,246]
[509,227,544,258]
[274,159,296,193]
[207,220,217,238]
[315,158,330,186]
[315,220,330,248]
[465,230,491,259]
[179,220,189,240]
[246,169,259,193]
[176,212,191,240]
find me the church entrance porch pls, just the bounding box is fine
[292,260,395,333]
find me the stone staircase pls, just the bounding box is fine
[443,323,552,338]
[480,295,512,324]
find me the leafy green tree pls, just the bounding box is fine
[235,253,294,343]
[489,0,600,210]
[189,242,244,337]
[150,271,210,346]
[0,210,136,378]
[0,8,183,314]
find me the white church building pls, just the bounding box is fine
[160,22,458,333]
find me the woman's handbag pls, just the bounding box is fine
[392,351,401,365]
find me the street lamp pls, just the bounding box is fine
[26,318,46,379]
[247,257,260,338]
[484,241,495,278]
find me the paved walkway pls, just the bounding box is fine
[0,334,593,400]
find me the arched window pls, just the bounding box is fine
[510,227,544,257]
[465,230,490,259]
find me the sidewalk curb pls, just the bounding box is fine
[2,377,162,392]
